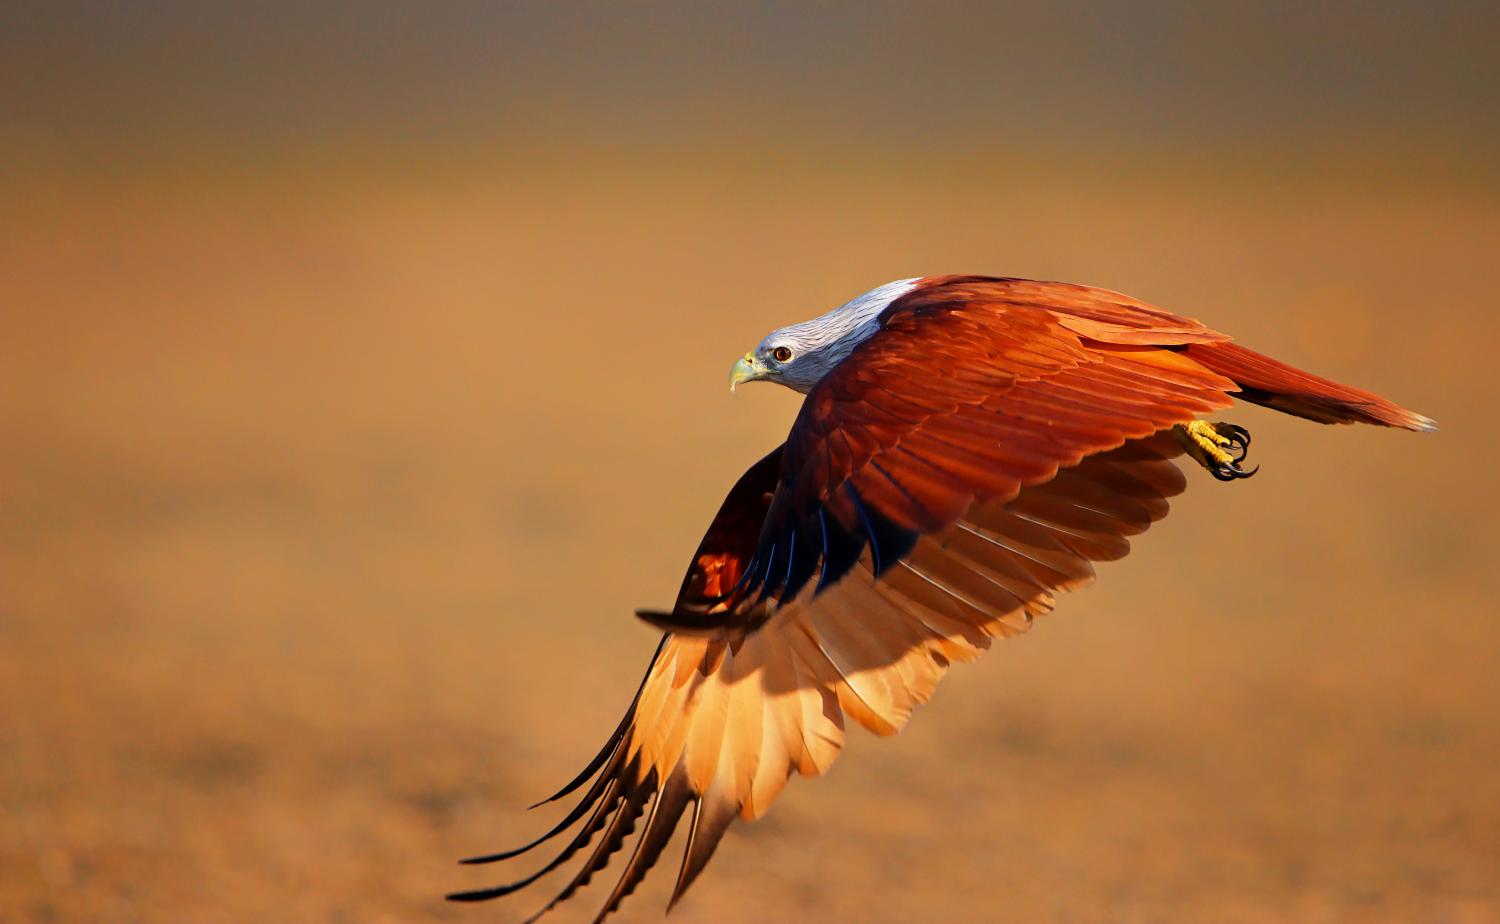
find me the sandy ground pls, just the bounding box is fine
[2,156,1498,923]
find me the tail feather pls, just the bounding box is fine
[1182,342,1436,431]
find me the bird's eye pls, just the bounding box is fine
[771,346,794,363]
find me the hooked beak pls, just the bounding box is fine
[729,353,763,392]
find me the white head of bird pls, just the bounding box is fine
[729,277,921,394]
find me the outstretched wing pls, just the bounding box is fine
[450,435,1191,921]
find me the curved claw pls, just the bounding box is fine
[1215,422,1252,463]
[1174,419,1258,483]
[1210,461,1258,482]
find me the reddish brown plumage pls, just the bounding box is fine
[1182,340,1436,429]
[451,275,1432,922]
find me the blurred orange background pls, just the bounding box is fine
[3,4,1498,922]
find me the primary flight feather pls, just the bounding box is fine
[449,275,1433,921]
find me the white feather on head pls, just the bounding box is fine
[749,277,921,393]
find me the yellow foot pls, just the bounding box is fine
[1173,419,1257,482]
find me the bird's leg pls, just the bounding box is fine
[1173,420,1257,481]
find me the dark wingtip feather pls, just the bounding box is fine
[462,728,632,865]
[458,792,592,864]
[448,776,626,904]
[444,878,539,902]
[459,851,517,866]
[462,784,607,863]
[667,794,739,911]
[447,886,513,902]
[526,733,618,811]
[524,635,668,810]
[635,609,728,635]
[522,783,653,924]
[590,773,693,923]
[450,640,671,902]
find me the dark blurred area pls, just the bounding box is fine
[2,3,1497,922]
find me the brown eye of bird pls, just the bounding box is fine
[772,346,793,363]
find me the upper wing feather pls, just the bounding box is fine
[740,277,1238,609]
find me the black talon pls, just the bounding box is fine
[1211,461,1258,481]
[1217,423,1252,463]
[1205,423,1254,474]
[1179,421,1257,482]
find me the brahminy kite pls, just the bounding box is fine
[450,275,1433,921]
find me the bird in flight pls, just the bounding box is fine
[450,275,1433,921]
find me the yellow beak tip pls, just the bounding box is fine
[729,355,759,392]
